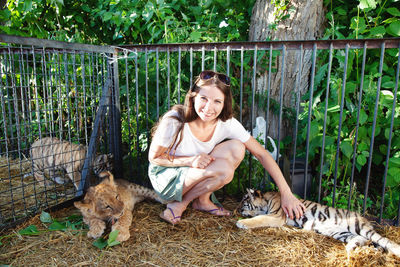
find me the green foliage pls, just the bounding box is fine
[1,0,255,44]
[92,230,120,249]
[0,211,84,246]
[324,0,400,39]
[0,211,120,249]
[297,0,400,219]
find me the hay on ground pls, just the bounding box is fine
[0,156,76,225]
[1,198,400,266]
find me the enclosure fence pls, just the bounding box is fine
[0,34,399,229]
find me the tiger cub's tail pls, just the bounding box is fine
[368,231,400,257]
[357,217,400,257]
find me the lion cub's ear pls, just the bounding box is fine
[74,200,89,211]
[74,187,95,213]
[98,171,116,187]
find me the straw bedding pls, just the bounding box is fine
[1,198,400,267]
[0,156,75,225]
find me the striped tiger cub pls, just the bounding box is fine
[236,189,400,257]
[29,137,113,190]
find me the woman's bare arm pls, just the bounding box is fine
[148,143,214,169]
[244,136,305,219]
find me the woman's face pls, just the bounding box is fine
[193,85,225,123]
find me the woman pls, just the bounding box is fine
[149,70,305,225]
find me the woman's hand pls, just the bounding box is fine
[191,153,215,169]
[280,191,305,220]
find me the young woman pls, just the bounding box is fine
[148,70,305,225]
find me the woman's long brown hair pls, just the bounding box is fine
[151,73,233,161]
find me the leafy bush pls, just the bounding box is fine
[297,0,400,219]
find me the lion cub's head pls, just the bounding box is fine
[74,171,124,224]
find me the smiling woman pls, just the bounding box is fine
[148,70,305,225]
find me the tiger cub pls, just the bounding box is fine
[29,137,113,190]
[74,171,166,242]
[236,189,400,257]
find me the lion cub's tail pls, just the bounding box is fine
[127,183,167,204]
[98,171,167,204]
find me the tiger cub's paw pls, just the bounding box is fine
[236,220,249,229]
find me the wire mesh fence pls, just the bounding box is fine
[0,35,119,228]
[0,34,399,228]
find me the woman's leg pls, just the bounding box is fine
[161,140,245,222]
[192,139,245,213]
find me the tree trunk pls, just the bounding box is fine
[248,0,325,144]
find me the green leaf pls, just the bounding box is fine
[309,121,320,140]
[55,0,64,6]
[82,5,91,12]
[75,15,84,24]
[143,2,154,22]
[345,81,357,94]
[357,154,367,166]
[337,8,346,16]
[66,214,83,221]
[103,12,113,22]
[359,109,368,125]
[387,167,400,187]
[387,20,400,37]
[314,63,328,87]
[379,144,388,155]
[358,0,376,10]
[48,221,66,231]
[327,105,340,113]
[40,211,53,223]
[350,16,366,32]
[341,140,353,158]
[0,9,11,21]
[382,81,395,88]
[107,240,121,247]
[370,26,386,37]
[389,157,400,167]
[373,153,382,165]
[380,90,394,107]
[19,225,39,235]
[107,230,120,247]
[190,31,202,42]
[23,0,33,12]
[93,238,108,249]
[387,7,400,17]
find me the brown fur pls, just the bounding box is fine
[74,171,164,242]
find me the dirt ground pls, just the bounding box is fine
[1,197,400,267]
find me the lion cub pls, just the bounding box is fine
[74,171,164,242]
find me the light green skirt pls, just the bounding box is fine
[148,163,189,202]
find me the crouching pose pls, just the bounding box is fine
[148,70,305,225]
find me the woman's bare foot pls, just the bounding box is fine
[159,202,186,225]
[192,199,231,216]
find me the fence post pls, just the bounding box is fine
[110,51,123,179]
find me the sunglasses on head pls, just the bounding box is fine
[199,70,231,85]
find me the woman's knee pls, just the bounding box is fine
[212,139,245,165]
[212,159,235,185]
[229,140,245,165]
